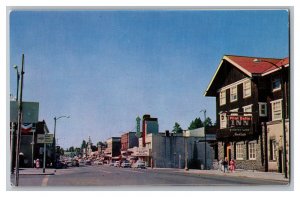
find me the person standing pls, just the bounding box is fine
[223,157,228,173]
[218,159,223,171]
[36,159,40,169]
[230,159,236,173]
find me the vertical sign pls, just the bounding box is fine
[135,116,141,138]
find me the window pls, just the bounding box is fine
[220,113,227,129]
[272,78,281,92]
[243,104,252,116]
[248,142,256,160]
[259,102,267,117]
[271,99,282,121]
[243,80,251,98]
[220,90,226,106]
[230,86,238,102]
[236,143,243,160]
[270,140,277,161]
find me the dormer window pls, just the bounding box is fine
[272,78,281,92]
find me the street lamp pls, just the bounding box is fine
[53,115,70,168]
[13,65,20,101]
[10,65,20,175]
[200,109,207,170]
[253,58,288,178]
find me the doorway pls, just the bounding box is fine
[278,150,283,173]
[224,143,231,161]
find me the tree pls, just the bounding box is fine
[75,147,81,155]
[59,147,64,156]
[172,122,183,134]
[204,117,213,127]
[188,117,203,130]
[81,140,87,150]
[69,146,75,152]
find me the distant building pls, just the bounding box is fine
[105,137,121,161]
[141,114,159,147]
[18,120,53,168]
[121,132,138,151]
[129,128,216,169]
[97,142,107,157]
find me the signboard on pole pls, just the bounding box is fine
[10,101,39,123]
[37,134,53,144]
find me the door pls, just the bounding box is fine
[278,150,282,173]
[225,143,231,161]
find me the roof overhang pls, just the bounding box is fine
[204,55,252,97]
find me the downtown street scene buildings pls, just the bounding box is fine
[8,10,291,188]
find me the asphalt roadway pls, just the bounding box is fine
[10,165,288,189]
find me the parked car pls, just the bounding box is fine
[114,161,120,167]
[85,160,92,165]
[109,162,115,166]
[94,160,103,165]
[121,161,131,168]
[132,161,146,169]
[72,160,79,167]
[56,160,68,169]
[67,161,73,167]
[79,160,85,167]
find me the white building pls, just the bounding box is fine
[129,128,216,169]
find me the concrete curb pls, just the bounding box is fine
[19,172,55,175]
[17,168,56,176]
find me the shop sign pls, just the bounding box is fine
[217,116,253,139]
[37,134,53,144]
[134,147,149,156]
[228,115,252,128]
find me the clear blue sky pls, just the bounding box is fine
[10,10,289,149]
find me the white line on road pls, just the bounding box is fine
[41,175,49,186]
[97,169,112,174]
[120,169,145,173]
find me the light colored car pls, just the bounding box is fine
[132,161,146,169]
[121,161,131,168]
[109,162,115,166]
[79,160,85,166]
[114,161,120,167]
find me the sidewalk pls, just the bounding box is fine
[178,169,289,182]
[17,168,56,175]
[151,168,289,182]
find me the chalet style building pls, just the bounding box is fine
[205,55,289,174]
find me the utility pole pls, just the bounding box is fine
[14,54,25,186]
[184,135,189,171]
[201,109,207,170]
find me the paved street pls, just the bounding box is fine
[10,165,288,188]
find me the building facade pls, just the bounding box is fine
[105,137,121,160]
[205,55,289,173]
[143,129,216,169]
[121,132,139,151]
[141,114,159,147]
